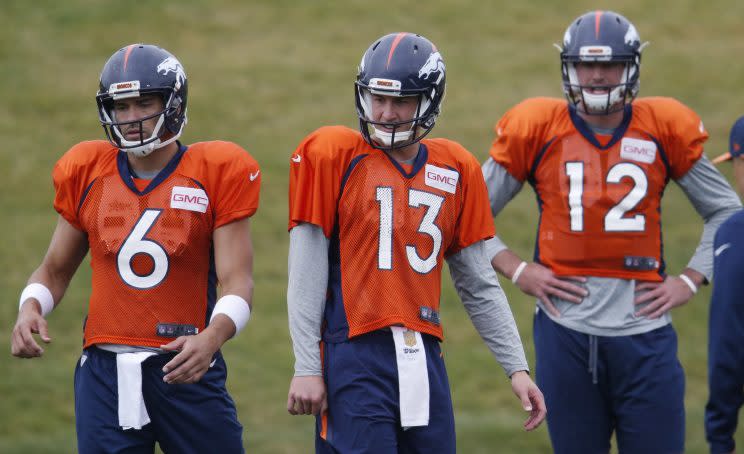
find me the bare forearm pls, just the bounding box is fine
[491,248,526,279]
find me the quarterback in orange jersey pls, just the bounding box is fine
[483,11,741,454]
[285,33,545,454]
[11,44,258,454]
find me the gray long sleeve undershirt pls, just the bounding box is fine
[446,241,529,377]
[481,156,741,336]
[287,223,529,377]
[287,223,328,376]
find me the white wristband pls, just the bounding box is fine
[210,294,251,335]
[679,274,698,294]
[511,261,528,284]
[19,283,55,317]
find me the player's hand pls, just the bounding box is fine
[161,331,221,384]
[634,275,695,319]
[514,262,588,317]
[287,375,327,416]
[11,301,52,358]
[510,370,546,431]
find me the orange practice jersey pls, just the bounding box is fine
[489,97,706,281]
[289,126,494,341]
[53,140,260,348]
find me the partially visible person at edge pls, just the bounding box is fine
[706,116,744,454]
[481,11,740,454]
[11,44,259,453]
[285,32,546,453]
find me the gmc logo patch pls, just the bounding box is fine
[170,187,209,213]
[424,164,459,194]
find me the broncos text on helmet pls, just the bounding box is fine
[96,44,188,157]
[355,33,446,150]
[560,11,647,115]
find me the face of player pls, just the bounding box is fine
[370,94,419,135]
[574,62,625,98]
[112,94,165,142]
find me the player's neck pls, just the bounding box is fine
[578,109,624,131]
[386,142,420,163]
[127,141,180,177]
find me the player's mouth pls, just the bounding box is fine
[586,86,610,94]
[124,129,146,139]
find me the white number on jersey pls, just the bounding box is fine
[117,209,169,289]
[565,162,648,232]
[376,187,444,273]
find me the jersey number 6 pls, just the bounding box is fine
[117,209,169,289]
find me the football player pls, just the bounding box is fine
[11,44,259,453]
[706,117,744,454]
[285,32,545,453]
[482,10,741,453]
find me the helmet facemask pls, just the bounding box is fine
[562,57,639,115]
[97,89,186,157]
[355,82,440,151]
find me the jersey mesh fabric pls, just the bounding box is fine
[80,172,213,347]
[489,97,705,281]
[53,140,260,348]
[337,152,464,339]
[288,126,494,342]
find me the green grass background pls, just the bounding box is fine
[2,1,743,452]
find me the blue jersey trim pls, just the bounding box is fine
[568,104,633,150]
[117,142,188,195]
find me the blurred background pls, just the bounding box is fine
[2,0,743,452]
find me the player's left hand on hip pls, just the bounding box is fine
[510,370,547,431]
[633,276,695,319]
[161,332,220,384]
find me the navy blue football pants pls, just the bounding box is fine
[315,330,455,454]
[534,309,685,454]
[74,346,244,454]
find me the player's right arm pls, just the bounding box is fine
[286,223,328,416]
[11,215,88,358]
[285,127,356,415]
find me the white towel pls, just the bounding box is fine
[391,327,430,428]
[116,351,157,430]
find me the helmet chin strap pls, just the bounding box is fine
[581,88,624,114]
[370,127,414,146]
[113,113,185,157]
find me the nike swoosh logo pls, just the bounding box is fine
[291,154,301,163]
[209,359,217,368]
[715,243,732,257]
[249,170,260,181]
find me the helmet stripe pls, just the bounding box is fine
[594,10,603,39]
[386,32,408,70]
[122,44,136,71]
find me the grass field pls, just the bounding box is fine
[2,1,744,452]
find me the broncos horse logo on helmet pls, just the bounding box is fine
[355,33,446,151]
[156,56,187,90]
[418,52,445,85]
[96,44,188,157]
